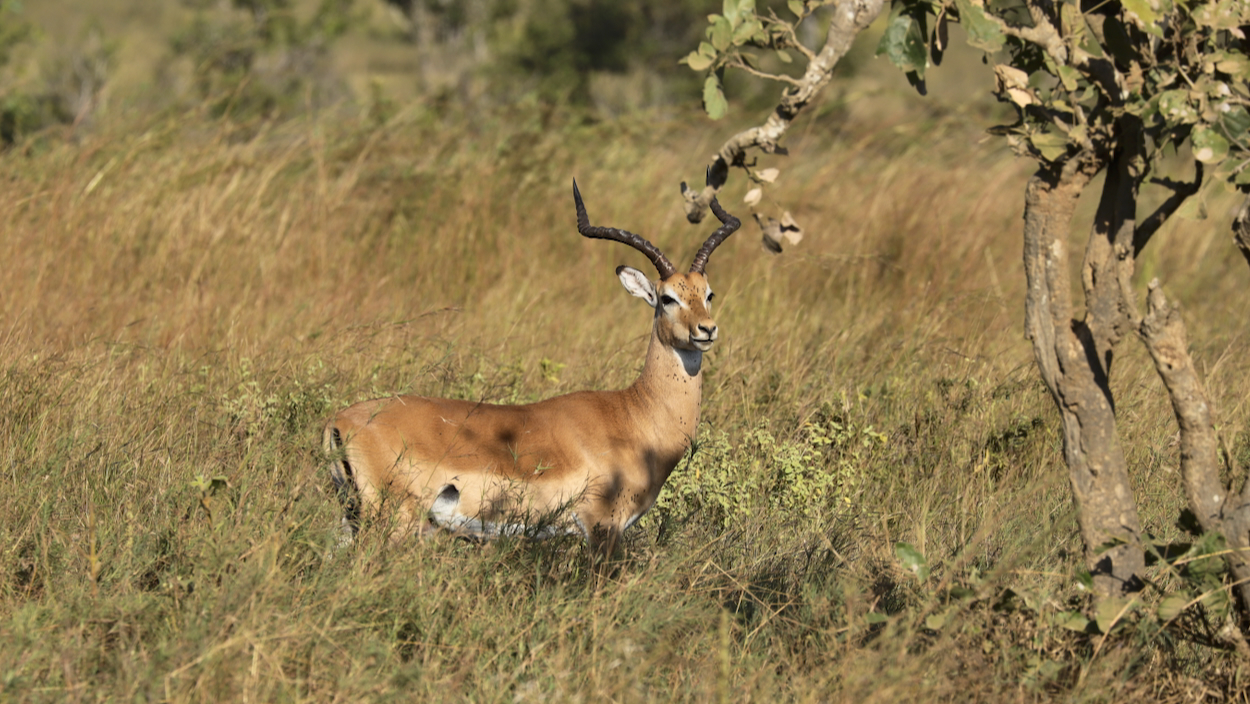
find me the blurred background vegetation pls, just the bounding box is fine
[0,0,999,138]
[0,0,736,133]
[2,0,1248,701]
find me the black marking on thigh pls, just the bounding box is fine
[330,427,360,528]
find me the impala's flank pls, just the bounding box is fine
[324,180,740,555]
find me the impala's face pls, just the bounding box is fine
[656,272,718,352]
[617,267,718,353]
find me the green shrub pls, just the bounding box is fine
[658,410,888,528]
[171,0,357,119]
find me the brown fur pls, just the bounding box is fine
[324,270,720,555]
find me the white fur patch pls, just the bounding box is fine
[428,484,577,540]
[617,266,657,307]
[622,510,646,532]
[336,517,355,549]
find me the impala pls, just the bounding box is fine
[324,180,740,555]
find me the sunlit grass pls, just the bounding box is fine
[1,91,1248,701]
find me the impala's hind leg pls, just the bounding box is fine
[583,522,624,573]
[324,425,360,548]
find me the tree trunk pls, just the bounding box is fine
[1138,281,1250,618]
[1022,157,1146,596]
[1208,189,1250,621]
[1234,191,1250,270]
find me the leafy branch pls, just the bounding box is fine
[679,0,887,251]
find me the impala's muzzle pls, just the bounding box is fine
[690,322,717,351]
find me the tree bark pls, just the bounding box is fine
[1081,121,1144,367]
[1234,191,1250,270]
[1222,191,1250,616]
[1023,157,1147,596]
[1139,283,1225,527]
[1139,281,1250,619]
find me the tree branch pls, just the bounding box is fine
[1081,118,1141,368]
[771,11,818,62]
[727,59,804,88]
[1139,281,1224,528]
[1134,162,1204,256]
[681,0,887,224]
[1002,25,1067,65]
[1138,280,1250,619]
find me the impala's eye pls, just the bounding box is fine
[706,292,715,302]
[660,295,677,306]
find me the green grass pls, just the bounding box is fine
[2,72,1250,701]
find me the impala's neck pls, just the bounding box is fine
[629,328,704,467]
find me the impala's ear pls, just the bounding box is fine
[616,265,657,307]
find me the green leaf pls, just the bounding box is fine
[723,0,739,21]
[1056,65,1080,92]
[1060,3,1085,40]
[1028,659,1066,686]
[955,0,1006,53]
[733,19,763,46]
[1192,126,1230,164]
[709,15,733,51]
[1196,531,1228,555]
[788,0,804,18]
[1185,532,1229,577]
[1068,124,1088,147]
[876,11,927,77]
[683,51,715,71]
[1095,596,1135,634]
[925,608,953,630]
[1214,52,1250,80]
[193,474,229,494]
[1193,0,1250,30]
[1075,568,1095,591]
[1220,106,1250,142]
[1055,611,1091,633]
[895,542,930,582]
[1030,132,1070,161]
[1202,587,1232,621]
[948,585,976,602]
[776,49,792,63]
[1157,593,1191,621]
[1157,90,1199,125]
[1121,0,1160,36]
[864,612,889,625]
[702,75,728,120]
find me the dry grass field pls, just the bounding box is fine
[2,2,1250,701]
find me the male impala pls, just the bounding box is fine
[324,181,740,555]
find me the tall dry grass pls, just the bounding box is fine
[1,92,1248,701]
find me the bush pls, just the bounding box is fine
[170,0,357,119]
[658,408,888,528]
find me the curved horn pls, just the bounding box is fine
[573,180,676,279]
[688,196,740,274]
